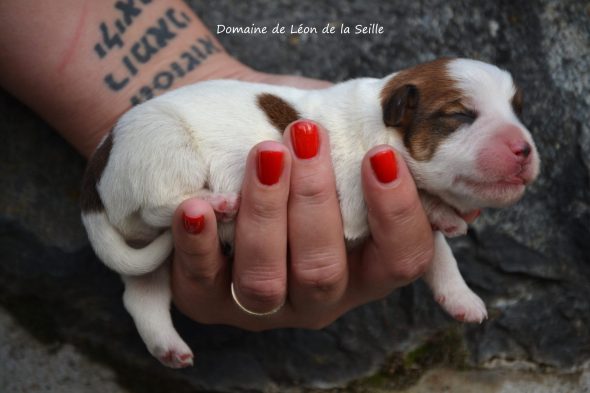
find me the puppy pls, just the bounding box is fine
[80,58,540,368]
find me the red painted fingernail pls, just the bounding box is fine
[257,150,284,185]
[291,120,319,159]
[370,149,398,183]
[183,213,205,234]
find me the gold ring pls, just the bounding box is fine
[230,282,284,316]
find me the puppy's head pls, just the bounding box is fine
[381,58,540,211]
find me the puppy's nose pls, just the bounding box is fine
[510,140,532,159]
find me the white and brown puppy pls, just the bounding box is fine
[80,58,539,368]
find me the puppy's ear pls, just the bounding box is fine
[382,84,419,129]
[512,86,523,116]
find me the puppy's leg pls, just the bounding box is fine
[122,263,193,368]
[423,232,488,323]
[420,192,467,237]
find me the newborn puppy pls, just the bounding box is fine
[80,58,540,368]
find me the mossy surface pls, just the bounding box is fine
[305,328,469,393]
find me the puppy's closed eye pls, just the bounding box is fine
[446,110,477,125]
[436,109,478,125]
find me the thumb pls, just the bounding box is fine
[360,146,434,287]
[171,198,224,282]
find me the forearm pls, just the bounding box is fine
[0,0,248,158]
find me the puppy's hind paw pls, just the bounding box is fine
[158,351,193,368]
[435,287,488,324]
[155,348,194,369]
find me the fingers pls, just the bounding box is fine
[283,120,347,309]
[170,198,228,320]
[353,146,434,298]
[232,141,291,314]
[172,198,224,282]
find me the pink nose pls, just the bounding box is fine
[476,124,538,184]
[509,140,532,160]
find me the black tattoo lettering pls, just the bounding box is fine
[198,37,220,55]
[130,36,159,64]
[166,8,191,28]
[191,44,206,60]
[96,4,221,100]
[153,71,174,90]
[104,73,130,91]
[102,7,196,92]
[171,62,186,78]
[130,95,142,106]
[94,43,107,58]
[139,86,154,100]
[95,22,123,58]
[115,19,127,34]
[146,17,177,48]
[182,51,201,71]
[115,0,142,26]
[93,0,154,59]
[123,55,138,75]
[128,36,224,105]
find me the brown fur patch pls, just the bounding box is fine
[381,58,472,161]
[512,86,523,116]
[257,93,300,132]
[80,132,113,212]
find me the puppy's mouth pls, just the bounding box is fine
[454,174,527,207]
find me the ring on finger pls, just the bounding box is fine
[230,282,284,317]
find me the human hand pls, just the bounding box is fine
[170,120,434,330]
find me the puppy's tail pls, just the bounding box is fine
[82,211,173,276]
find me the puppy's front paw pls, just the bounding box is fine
[205,192,240,222]
[429,209,468,238]
[435,286,488,323]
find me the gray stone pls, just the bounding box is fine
[0,306,131,393]
[398,368,590,393]
[0,0,588,392]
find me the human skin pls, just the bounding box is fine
[0,0,435,330]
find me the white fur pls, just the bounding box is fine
[81,58,539,367]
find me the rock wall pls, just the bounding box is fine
[0,0,588,392]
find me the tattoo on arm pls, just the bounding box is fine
[128,36,222,105]
[94,1,223,105]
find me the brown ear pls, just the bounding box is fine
[382,84,419,129]
[512,86,523,116]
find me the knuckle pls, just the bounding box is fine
[291,172,335,206]
[381,195,424,226]
[181,263,220,283]
[175,240,208,260]
[174,250,221,283]
[237,275,286,308]
[385,246,433,283]
[297,266,344,302]
[293,257,345,302]
[247,198,285,222]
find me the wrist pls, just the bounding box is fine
[0,0,261,159]
[84,53,253,158]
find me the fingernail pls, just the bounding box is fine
[370,149,398,183]
[291,120,319,159]
[257,150,284,185]
[183,213,205,234]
